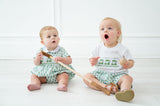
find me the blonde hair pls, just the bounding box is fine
[39,26,58,40]
[101,17,122,43]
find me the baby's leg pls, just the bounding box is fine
[83,73,106,90]
[27,74,47,91]
[116,75,134,101]
[83,73,117,93]
[56,72,69,92]
[117,75,133,91]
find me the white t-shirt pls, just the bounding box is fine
[90,43,134,73]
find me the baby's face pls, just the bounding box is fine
[99,19,121,47]
[41,29,60,51]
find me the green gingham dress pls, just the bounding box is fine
[31,46,75,83]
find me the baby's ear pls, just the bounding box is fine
[41,40,44,44]
[58,37,60,41]
[117,31,121,36]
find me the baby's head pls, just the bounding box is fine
[39,26,60,51]
[99,17,122,47]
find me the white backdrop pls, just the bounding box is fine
[0,0,160,59]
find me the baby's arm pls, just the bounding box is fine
[54,56,72,65]
[34,52,43,65]
[89,57,100,66]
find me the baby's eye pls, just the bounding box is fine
[108,27,112,30]
[53,35,57,37]
[47,36,51,38]
[101,28,105,30]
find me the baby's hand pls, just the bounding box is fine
[119,58,127,66]
[123,61,130,69]
[34,52,43,65]
[54,57,63,63]
[89,57,100,66]
[120,58,133,69]
[36,52,43,60]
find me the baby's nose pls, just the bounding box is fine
[104,29,108,32]
[51,35,55,38]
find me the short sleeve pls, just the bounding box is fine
[33,48,42,59]
[60,47,70,57]
[123,48,134,61]
[89,44,100,58]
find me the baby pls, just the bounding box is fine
[83,17,134,102]
[27,26,75,92]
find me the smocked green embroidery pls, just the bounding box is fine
[46,58,52,62]
[97,58,119,67]
[99,59,104,64]
[105,60,110,65]
[111,60,117,65]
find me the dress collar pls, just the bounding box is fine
[42,45,60,53]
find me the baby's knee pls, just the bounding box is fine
[84,73,93,79]
[83,73,94,84]
[57,72,69,79]
[63,73,69,78]
[31,74,38,79]
[62,72,69,77]
[123,75,133,83]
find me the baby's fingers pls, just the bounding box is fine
[90,62,95,66]
[92,56,100,60]
[54,57,63,63]
[54,57,58,63]
[123,62,129,69]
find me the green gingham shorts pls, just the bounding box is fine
[91,69,127,84]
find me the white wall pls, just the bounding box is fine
[0,0,160,59]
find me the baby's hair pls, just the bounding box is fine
[39,26,58,40]
[102,17,122,43]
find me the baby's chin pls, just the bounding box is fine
[46,45,58,51]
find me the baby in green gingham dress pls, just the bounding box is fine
[27,26,75,92]
[31,46,75,83]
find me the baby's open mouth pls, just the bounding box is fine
[104,34,109,39]
[52,41,56,43]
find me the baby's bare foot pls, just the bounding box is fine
[57,84,67,92]
[106,85,117,93]
[27,84,40,91]
[105,83,118,94]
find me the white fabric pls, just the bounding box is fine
[42,45,60,53]
[89,43,134,73]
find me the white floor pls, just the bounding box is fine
[0,58,160,106]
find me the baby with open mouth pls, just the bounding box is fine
[83,17,135,102]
